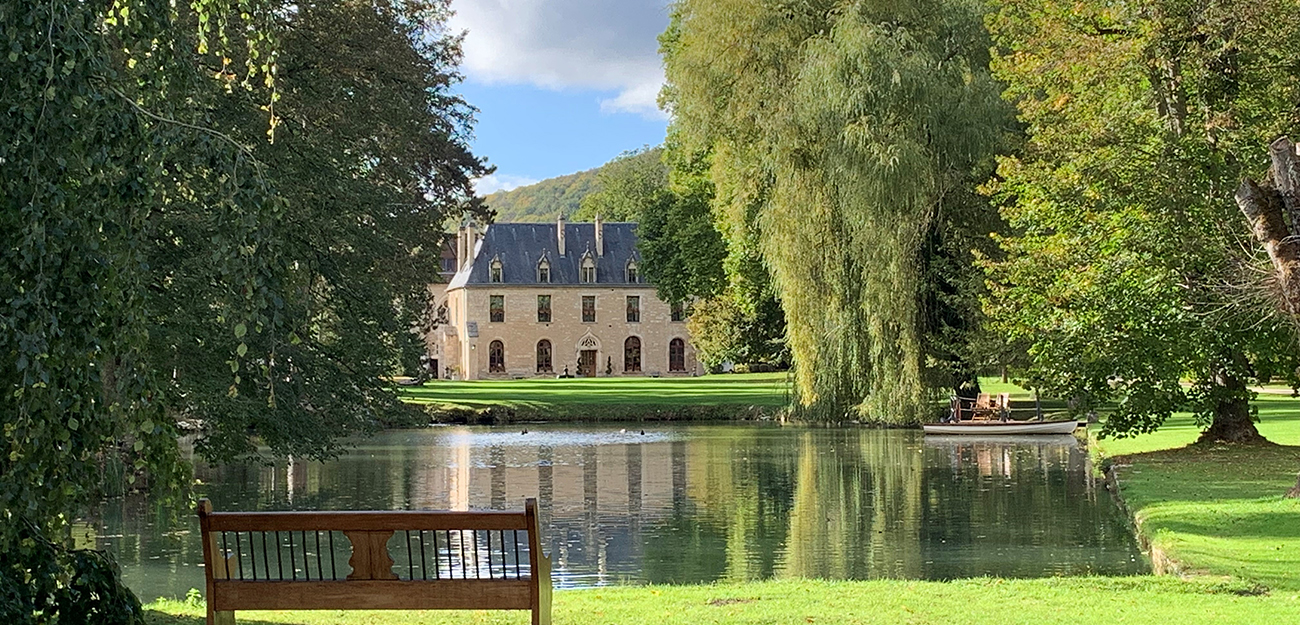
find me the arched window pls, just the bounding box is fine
[537,258,550,283]
[536,340,553,373]
[625,259,639,283]
[489,340,505,373]
[669,339,686,372]
[580,254,597,283]
[489,257,503,283]
[624,336,642,373]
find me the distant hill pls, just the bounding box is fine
[482,148,662,223]
[482,169,599,222]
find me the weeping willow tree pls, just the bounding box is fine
[661,0,1009,421]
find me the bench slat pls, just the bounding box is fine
[205,510,530,532]
[211,580,533,611]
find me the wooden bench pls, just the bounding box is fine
[197,498,552,625]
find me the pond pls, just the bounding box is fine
[96,425,1147,602]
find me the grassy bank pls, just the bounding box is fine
[1091,394,1300,592]
[145,576,1300,624]
[399,373,792,422]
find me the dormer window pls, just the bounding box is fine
[489,257,503,283]
[580,254,597,284]
[625,259,639,283]
[537,258,551,283]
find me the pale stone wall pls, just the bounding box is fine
[437,285,697,380]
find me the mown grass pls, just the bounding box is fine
[1084,393,1300,593]
[398,372,793,410]
[144,576,1300,625]
[1094,394,1300,456]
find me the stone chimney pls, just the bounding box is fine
[557,213,566,256]
[465,222,479,269]
[594,214,604,257]
[456,225,467,271]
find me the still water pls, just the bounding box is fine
[96,425,1146,601]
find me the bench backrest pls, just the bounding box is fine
[197,498,552,625]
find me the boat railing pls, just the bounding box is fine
[949,393,1050,423]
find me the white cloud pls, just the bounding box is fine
[449,0,670,118]
[474,173,541,194]
[599,81,666,118]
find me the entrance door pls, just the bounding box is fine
[579,350,597,377]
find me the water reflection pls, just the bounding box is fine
[96,426,1145,602]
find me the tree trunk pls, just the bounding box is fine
[1235,137,1300,318]
[1196,367,1266,444]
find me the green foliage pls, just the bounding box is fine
[639,137,728,305]
[686,293,788,370]
[2,4,226,616]
[1,521,144,624]
[575,147,668,221]
[2,0,484,617]
[983,0,1300,439]
[564,136,783,368]
[662,0,1009,421]
[154,0,489,462]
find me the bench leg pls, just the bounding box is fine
[533,555,552,625]
[208,609,235,625]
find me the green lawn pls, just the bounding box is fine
[145,577,1300,625]
[399,372,793,410]
[1094,394,1300,456]
[1084,394,1300,593]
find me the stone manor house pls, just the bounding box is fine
[425,216,699,380]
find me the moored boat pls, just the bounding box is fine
[922,419,1082,435]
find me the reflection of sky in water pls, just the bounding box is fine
[95,425,1147,602]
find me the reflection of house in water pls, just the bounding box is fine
[258,430,690,587]
[110,428,1144,602]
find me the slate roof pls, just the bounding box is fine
[448,222,643,289]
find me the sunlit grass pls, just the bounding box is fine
[399,373,793,410]
[1082,392,1300,593]
[1094,395,1300,456]
[145,576,1300,624]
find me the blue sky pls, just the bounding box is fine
[448,0,672,194]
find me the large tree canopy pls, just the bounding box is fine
[983,0,1300,442]
[661,0,1009,421]
[158,0,488,462]
[2,0,485,619]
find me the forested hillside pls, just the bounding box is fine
[484,148,662,222]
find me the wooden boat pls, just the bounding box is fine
[922,419,1082,435]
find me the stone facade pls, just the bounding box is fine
[428,217,699,380]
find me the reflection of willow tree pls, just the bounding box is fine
[194,439,423,513]
[642,427,795,584]
[919,441,1139,577]
[780,430,924,579]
